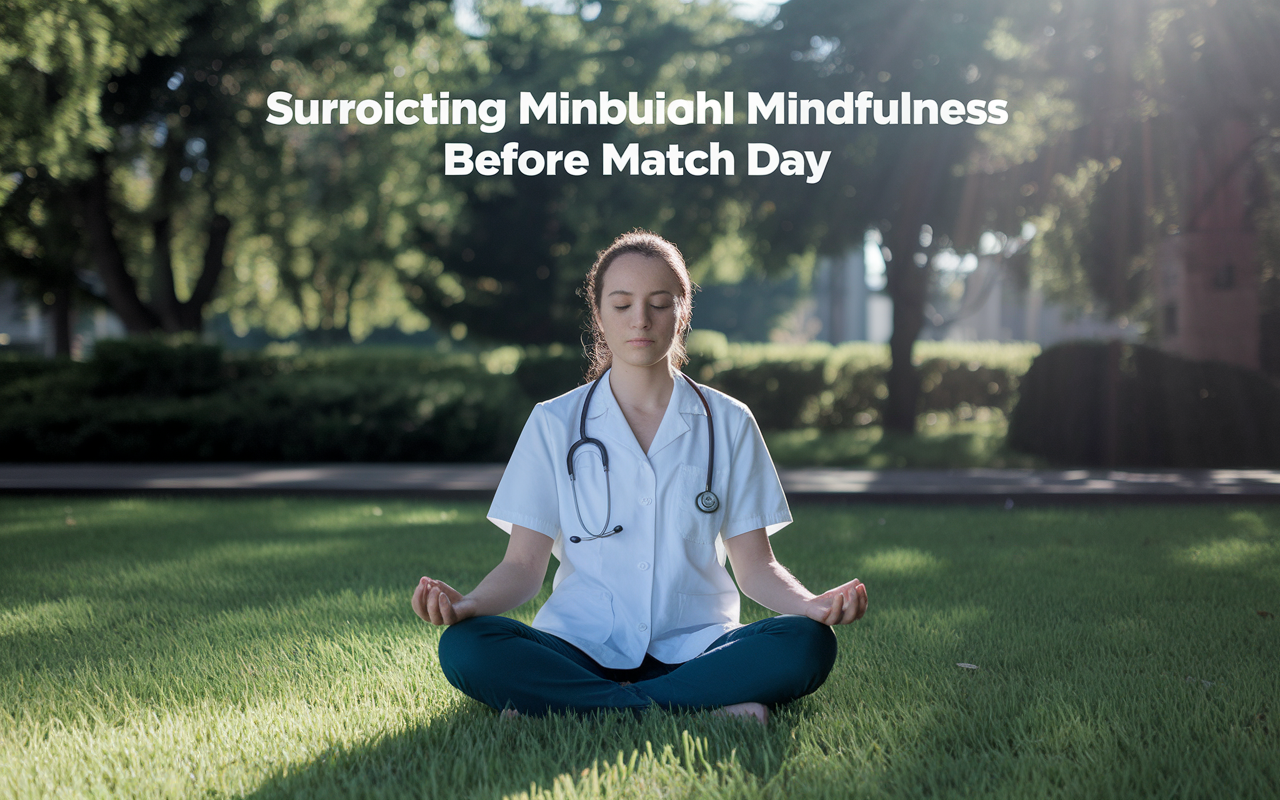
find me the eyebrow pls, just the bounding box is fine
[607,289,674,298]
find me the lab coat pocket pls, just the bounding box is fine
[675,589,740,631]
[677,464,724,545]
[543,584,615,645]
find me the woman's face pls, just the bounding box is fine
[596,253,684,372]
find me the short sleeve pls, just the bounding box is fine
[486,404,561,539]
[721,406,792,539]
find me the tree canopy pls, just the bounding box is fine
[3,0,1277,394]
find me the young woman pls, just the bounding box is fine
[412,230,868,724]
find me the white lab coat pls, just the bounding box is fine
[487,369,792,669]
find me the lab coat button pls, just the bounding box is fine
[638,623,648,632]
[638,561,649,570]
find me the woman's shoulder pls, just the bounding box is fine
[682,376,755,426]
[529,381,595,424]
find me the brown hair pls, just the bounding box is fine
[583,230,695,381]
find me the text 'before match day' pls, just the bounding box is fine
[444,142,832,183]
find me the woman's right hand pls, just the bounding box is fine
[412,577,476,625]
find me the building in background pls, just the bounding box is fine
[0,281,43,353]
[810,237,1136,348]
[0,279,125,358]
[937,254,1139,345]
[1155,118,1260,371]
[812,237,893,344]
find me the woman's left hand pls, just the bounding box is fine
[805,579,868,626]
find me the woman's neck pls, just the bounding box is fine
[608,360,675,414]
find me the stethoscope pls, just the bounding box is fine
[566,371,719,543]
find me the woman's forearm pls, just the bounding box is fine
[462,558,546,617]
[736,559,818,617]
[725,528,819,617]
[457,525,553,618]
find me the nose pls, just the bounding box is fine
[632,303,651,330]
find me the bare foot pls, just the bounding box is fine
[500,708,521,720]
[711,702,768,725]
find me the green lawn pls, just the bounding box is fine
[1,497,1277,799]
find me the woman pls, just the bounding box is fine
[412,230,868,724]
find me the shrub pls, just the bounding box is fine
[686,340,1032,430]
[0,370,530,462]
[0,339,1038,461]
[90,338,225,397]
[701,357,831,430]
[1008,341,1280,467]
[0,354,74,385]
[513,346,589,401]
[917,358,1019,415]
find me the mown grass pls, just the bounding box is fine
[1,497,1277,799]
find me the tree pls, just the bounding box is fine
[0,0,187,352]
[207,0,482,344]
[1023,0,1280,319]
[0,173,84,354]
[3,0,470,347]
[400,0,767,344]
[733,0,1038,432]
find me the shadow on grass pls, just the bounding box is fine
[4,499,1279,798]
[0,497,513,710]
[240,700,807,800]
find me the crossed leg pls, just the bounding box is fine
[437,615,837,719]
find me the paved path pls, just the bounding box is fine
[3,464,1279,502]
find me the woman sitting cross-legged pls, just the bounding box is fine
[411,230,868,724]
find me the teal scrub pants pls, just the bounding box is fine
[437,614,837,716]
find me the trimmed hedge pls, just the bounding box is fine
[686,339,1035,430]
[0,339,1035,462]
[1,369,529,462]
[90,339,224,397]
[1008,341,1280,467]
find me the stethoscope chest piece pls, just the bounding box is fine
[695,490,720,513]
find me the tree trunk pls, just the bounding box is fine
[883,226,930,433]
[177,213,231,332]
[78,150,230,335]
[79,153,160,334]
[152,213,183,331]
[879,135,956,434]
[50,285,73,357]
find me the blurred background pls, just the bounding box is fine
[2,0,1279,469]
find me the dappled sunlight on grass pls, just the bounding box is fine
[254,502,481,534]
[1174,537,1277,568]
[101,538,369,595]
[2,498,1278,797]
[390,508,461,526]
[0,597,94,639]
[857,547,946,578]
[1,691,467,800]
[1227,510,1275,540]
[1166,507,1279,572]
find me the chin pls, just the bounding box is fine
[615,352,673,370]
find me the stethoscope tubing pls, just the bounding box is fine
[567,370,718,542]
